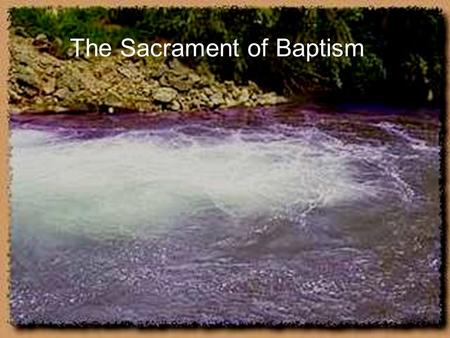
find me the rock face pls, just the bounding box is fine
[9,35,288,114]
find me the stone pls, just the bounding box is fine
[199,92,209,104]
[15,66,40,88]
[204,88,213,96]
[224,97,237,107]
[54,88,69,100]
[104,90,122,106]
[169,76,192,92]
[189,73,201,84]
[169,100,181,111]
[148,64,167,79]
[21,86,38,98]
[65,47,78,58]
[224,80,234,90]
[167,59,189,75]
[237,88,250,103]
[13,26,27,37]
[33,33,52,52]
[159,71,194,92]
[153,87,177,103]
[209,92,224,107]
[232,88,241,99]
[248,80,262,94]
[33,33,48,44]
[117,66,134,79]
[41,77,56,95]
[59,73,81,92]
[257,92,288,105]
[8,88,21,102]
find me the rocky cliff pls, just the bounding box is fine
[9,35,287,114]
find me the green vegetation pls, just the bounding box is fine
[9,7,445,105]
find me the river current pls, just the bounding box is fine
[9,105,442,325]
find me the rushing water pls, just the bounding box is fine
[10,105,442,326]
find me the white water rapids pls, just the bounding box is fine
[9,112,442,325]
[11,126,380,238]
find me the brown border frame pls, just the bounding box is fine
[0,1,448,337]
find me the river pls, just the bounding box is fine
[9,104,442,326]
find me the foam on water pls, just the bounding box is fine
[11,126,378,238]
[9,115,442,325]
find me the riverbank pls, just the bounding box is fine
[8,34,288,114]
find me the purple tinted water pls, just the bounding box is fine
[10,105,442,325]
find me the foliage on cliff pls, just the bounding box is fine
[9,7,445,105]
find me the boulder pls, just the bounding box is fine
[153,87,177,103]
[104,90,122,106]
[209,92,224,107]
[15,66,41,89]
[237,88,250,103]
[159,70,195,92]
[169,100,181,111]
[32,33,52,52]
[33,33,48,45]
[41,77,56,95]
[257,92,288,105]
[54,88,69,100]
